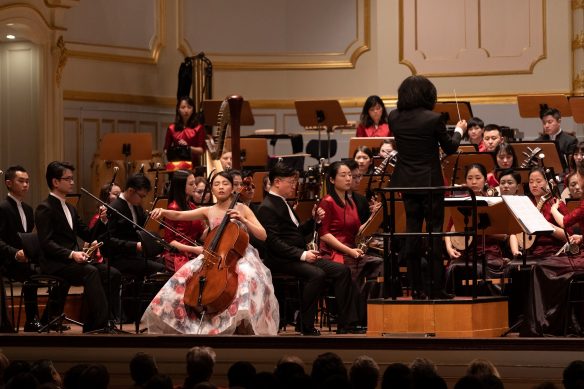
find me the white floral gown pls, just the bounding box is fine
[142,205,280,335]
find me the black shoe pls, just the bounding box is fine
[412,290,428,300]
[23,319,43,332]
[336,325,367,335]
[432,290,455,300]
[48,322,71,332]
[300,327,321,336]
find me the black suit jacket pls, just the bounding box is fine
[35,195,104,274]
[256,193,315,265]
[388,108,461,188]
[105,197,146,260]
[535,131,578,170]
[0,196,34,265]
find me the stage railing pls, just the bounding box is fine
[374,186,480,299]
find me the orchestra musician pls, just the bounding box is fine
[482,124,503,153]
[463,117,486,152]
[353,146,375,176]
[355,95,392,137]
[486,142,516,187]
[444,164,516,295]
[535,108,578,172]
[35,161,117,333]
[561,172,583,202]
[388,75,467,300]
[143,171,279,335]
[164,96,206,167]
[256,162,361,336]
[161,170,205,273]
[0,166,53,332]
[318,161,382,326]
[378,139,396,158]
[105,173,166,278]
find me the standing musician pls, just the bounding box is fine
[355,95,392,137]
[35,161,117,333]
[164,96,206,167]
[0,166,50,332]
[318,161,382,326]
[535,107,578,172]
[105,173,166,277]
[161,170,205,273]
[143,171,279,335]
[388,75,467,300]
[257,162,360,336]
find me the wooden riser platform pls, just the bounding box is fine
[367,296,508,338]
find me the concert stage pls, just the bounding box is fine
[0,329,582,389]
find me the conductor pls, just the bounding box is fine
[388,75,467,299]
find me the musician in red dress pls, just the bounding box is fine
[355,95,392,137]
[163,97,206,167]
[162,170,205,272]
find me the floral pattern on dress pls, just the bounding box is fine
[142,210,279,335]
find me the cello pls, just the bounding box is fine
[183,186,249,317]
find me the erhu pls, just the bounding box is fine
[545,168,580,255]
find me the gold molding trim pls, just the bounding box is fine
[55,36,68,86]
[573,0,584,10]
[177,0,370,70]
[574,31,584,50]
[66,0,164,64]
[64,90,559,109]
[573,70,584,95]
[399,0,547,77]
[44,0,77,9]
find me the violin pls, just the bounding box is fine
[183,190,249,317]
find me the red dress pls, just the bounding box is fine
[530,198,570,258]
[162,201,206,272]
[356,123,391,137]
[163,123,206,166]
[318,195,361,264]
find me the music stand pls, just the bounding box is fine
[509,142,563,175]
[569,96,584,123]
[295,100,347,162]
[517,94,572,118]
[442,152,496,186]
[100,133,152,180]
[433,101,473,125]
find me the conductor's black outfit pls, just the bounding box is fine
[389,108,462,296]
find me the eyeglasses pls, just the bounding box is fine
[59,176,74,182]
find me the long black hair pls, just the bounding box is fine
[167,170,192,211]
[360,95,389,128]
[174,96,199,131]
[326,161,354,208]
[396,75,437,111]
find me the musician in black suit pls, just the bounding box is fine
[0,165,43,331]
[257,162,361,335]
[105,173,165,277]
[35,161,118,332]
[388,75,467,299]
[535,107,578,171]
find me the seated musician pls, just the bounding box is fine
[355,95,391,137]
[444,163,514,295]
[353,146,375,176]
[523,168,570,258]
[35,161,119,333]
[106,173,166,277]
[498,168,521,196]
[379,139,396,158]
[0,165,57,332]
[568,141,584,172]
[193,176,211,205]
[161,170,205,273]
[220,151,232,171]
[521,166,584,336]
[257,162,361,336]
[463,117,486,152]
[482,124,503,153]
[346,159,372,224]
[535,107,578,172]
[561,172,583,202]
[487,143,516,187]
[318,161,383,326]
[143,171,279,335]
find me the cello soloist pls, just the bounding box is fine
[142,171,279,335]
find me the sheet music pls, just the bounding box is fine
[501,195,555,235]
[444,196,503,206]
